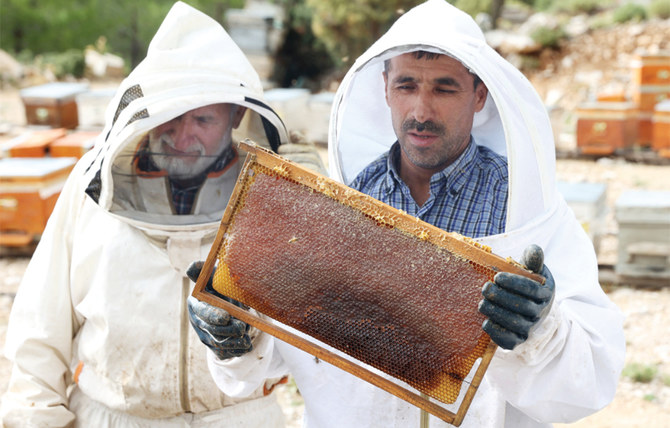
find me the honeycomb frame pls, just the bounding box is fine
[193,140,544,426]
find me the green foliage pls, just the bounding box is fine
[533,0,554,11]
[453,0,492,17]
[271,0,336,90]
[530,26,567,48]
[0,0,245,73]
[589,13,615,30]
[649,0,670,19]
[39,49,86,78]
[622,363,658,383]
[554,0,606,14]
[517,55,541,71]
[612,3,647,23]
[305,0,425,67]
[510,0,535,7]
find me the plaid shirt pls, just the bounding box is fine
[170,180,201,215]
[350,140,508,238]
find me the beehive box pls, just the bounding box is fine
[576,102,638,155]
[49,131,99,159]
[76,88,117,129]
[8,128,67,158]
[615,190,670,284]
[596,93,627,102]
[20,82,89,129]
[0,157,76,246]
[652,100,670,157]
[263,88,311,135]
[304,91,335,144]
[632,52,670,87]
[631,52,670,146]
[556,181,607,255]
[633,89,670,145]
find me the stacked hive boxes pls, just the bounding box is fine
[632,52,670,148]
[1,83,106,247]
[0,129,98,246]
[576,51,670,157]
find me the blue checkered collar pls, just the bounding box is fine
[382,137,478,196]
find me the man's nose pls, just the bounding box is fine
[172,116,197,150]
[411,91,435,124]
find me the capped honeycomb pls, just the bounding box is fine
[204,141,540,413]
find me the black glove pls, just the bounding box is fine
[478,244,556,350]
[186,261,253,360]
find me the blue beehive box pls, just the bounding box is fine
[615,190,670,284]
[557,181,608,254]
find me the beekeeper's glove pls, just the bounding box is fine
[478,244,555,350]
[186,261,252,360]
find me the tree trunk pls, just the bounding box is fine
[129,4,142,68]
[490,0,505,30]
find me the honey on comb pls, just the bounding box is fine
[213,165,494,404]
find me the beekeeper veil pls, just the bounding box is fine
[81,1,288,227]
[328,0,558,238]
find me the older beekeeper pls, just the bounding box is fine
[0,2,302,427]
[190,1,626,427]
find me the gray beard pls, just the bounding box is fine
[148,134,225,179]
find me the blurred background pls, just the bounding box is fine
[1,0,670,426]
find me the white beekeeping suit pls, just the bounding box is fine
[208,1,626,427]
[1,2,290,427]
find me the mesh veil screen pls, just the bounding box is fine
[205,141,534,408]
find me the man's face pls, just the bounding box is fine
[383,52,488,175]
[148,103,245,179]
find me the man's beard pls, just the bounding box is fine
[399,118,450,170]
[148,133,224,179]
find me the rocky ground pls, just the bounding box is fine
[1,14,670,428]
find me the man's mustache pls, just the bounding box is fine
[401,119,444,134]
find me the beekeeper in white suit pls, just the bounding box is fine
[0,2,326,427]
[192,1,626,427]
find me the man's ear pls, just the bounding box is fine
[474,82,488,113]
[383,71,390,106]
[232,106,247,129]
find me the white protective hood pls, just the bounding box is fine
[82,1,288,229]
[328,0,554,235]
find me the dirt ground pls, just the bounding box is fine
[1,18,670,427]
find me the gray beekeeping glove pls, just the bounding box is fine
[186,261,252,360]
[478,244,556,350]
